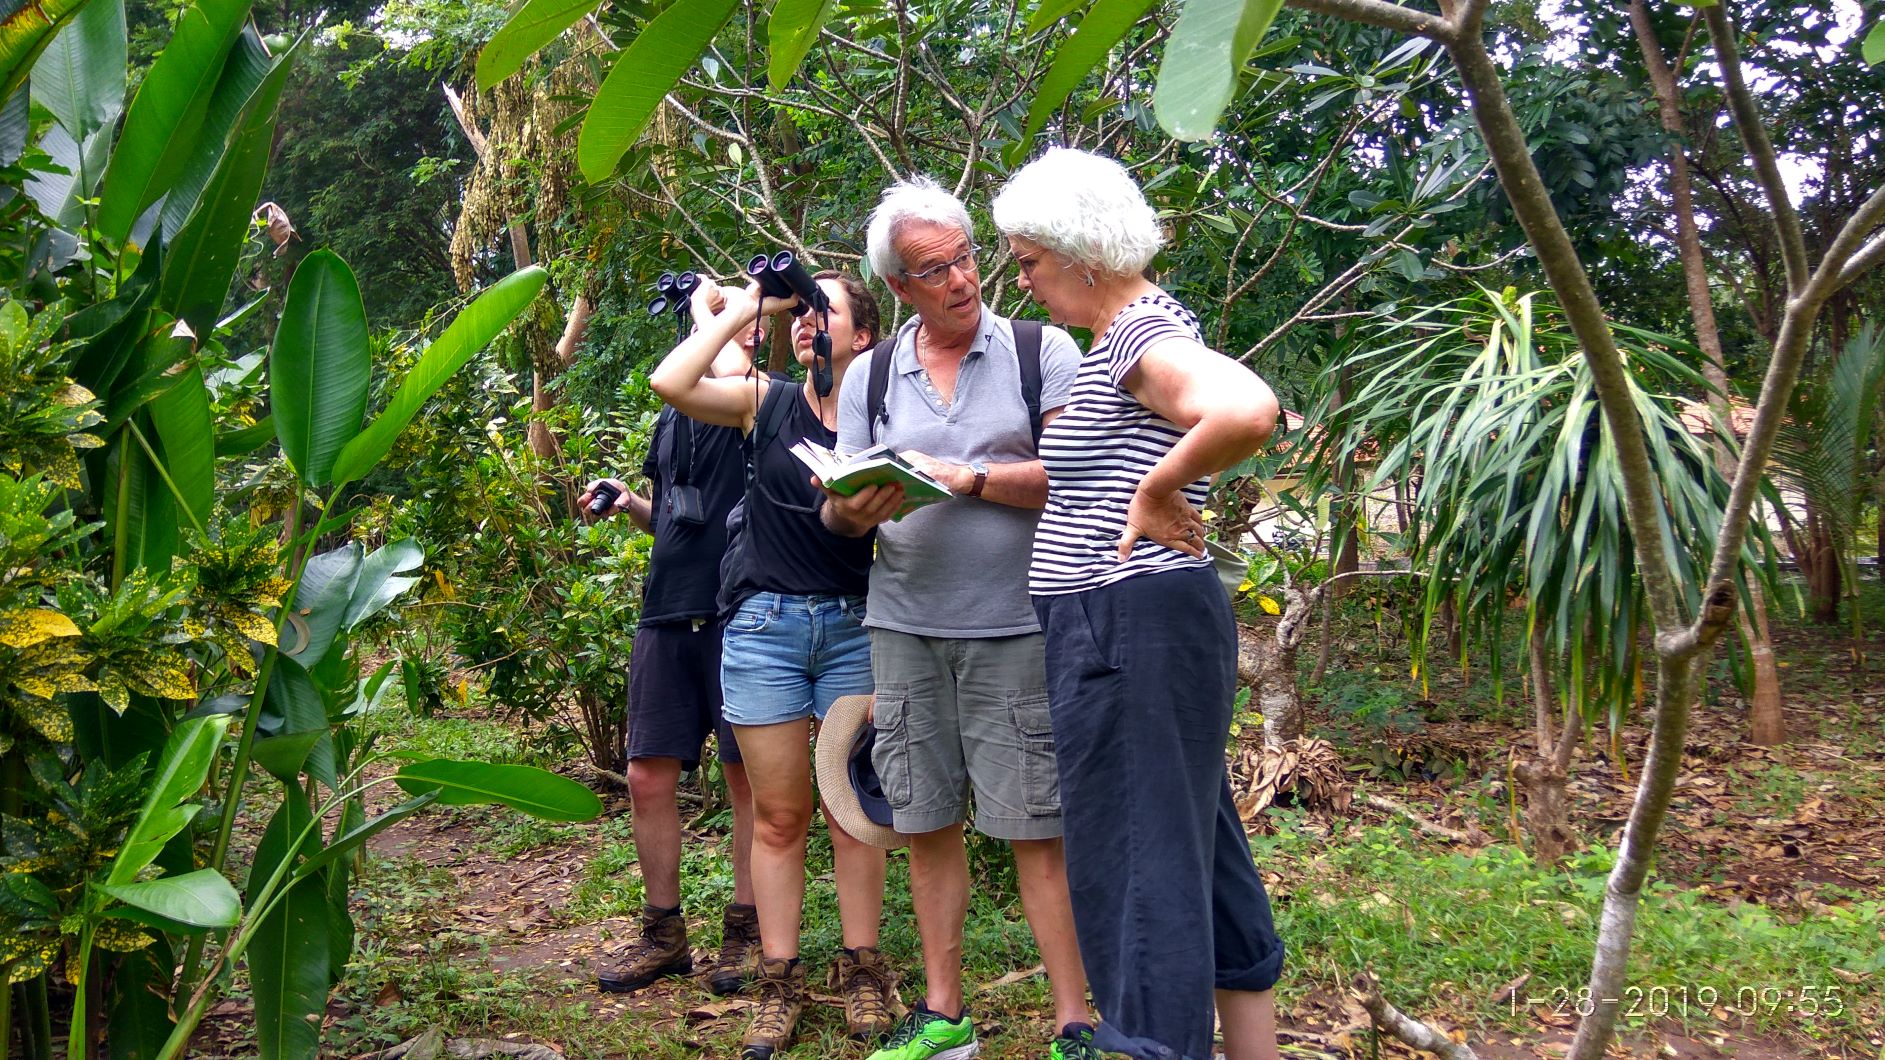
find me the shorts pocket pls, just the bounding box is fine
[726,599,773,633]
[1006,689,1060,816]
[871,684,914,809]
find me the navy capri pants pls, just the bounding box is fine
[1034,564,1284,1060]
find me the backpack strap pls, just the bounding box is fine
[743,372,795,490]
[1013,319,1044,445]
[866,336,897,446]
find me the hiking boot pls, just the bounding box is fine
[739,956,807,1059]
[595,904,691,994]
[1049,1022,1103,1060]
[830,945,905,1043]
[707,903,761,995]
[867,1003,979,1060]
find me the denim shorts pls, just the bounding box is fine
[720,592,874,726]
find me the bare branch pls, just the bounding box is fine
[661,94,749,146]
[1814,182,1885,295]
[1285,0,1454,41]
[1361,793,1480,843]
[1701,5,1809,295]
[1353,973,1480,1060]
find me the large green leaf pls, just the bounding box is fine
[1027,0,1092,34]
[767,0,840,91]
[106,714,230,886]
[23,120,111,226]
[0,0,94,103]
[329,265,549,487]
[260,655,336,789]
[155,26,269,242]
[31,0,123,142]
[343,538,423,630]
[1865,19,1885,66]
[575,0,740,184]
[285,541,362,671]
[147,363,214,530]
[107,938,176,1059]
[246,793,331,1060]
[157,33,299,335]
[95,0,252,244]
[102,416,180,574]
[394,759,603,821]
[1012,0,1157,163]
[1153,0,1284,139]
[103,868,240,928]
[475,0,599,90]
[270,249,370,486]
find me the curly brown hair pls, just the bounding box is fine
[814,269,881,346]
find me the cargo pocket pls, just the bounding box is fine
[871,684,914,809]
[1007,690,1060,816]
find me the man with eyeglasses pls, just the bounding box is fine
[820,176,1099,1060]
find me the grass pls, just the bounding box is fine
[1262,812,1882,1047]
[321,581,1885,1057]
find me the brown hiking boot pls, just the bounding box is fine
[706,903,761,995]
[829,945,904,1044]
[739,956,806,1059]
[596,905,691,994]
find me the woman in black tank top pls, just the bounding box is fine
[651,271,901,1054]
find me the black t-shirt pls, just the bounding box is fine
[725,385,874,601]
[639,407,746,626]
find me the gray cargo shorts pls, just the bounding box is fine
[867,629,1062,840]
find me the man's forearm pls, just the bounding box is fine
[623,492,654,533]
[978,459,1048,508]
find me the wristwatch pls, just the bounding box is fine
[967,461,988,498]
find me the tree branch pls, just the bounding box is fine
[1700,4,1808,295]
[1286,0,1454,41]
[1353,973,1480,1059]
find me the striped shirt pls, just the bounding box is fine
[1029,294,1212,595]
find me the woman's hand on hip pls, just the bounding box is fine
[1118,486,1207,561]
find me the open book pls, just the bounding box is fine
[789,441,954,519]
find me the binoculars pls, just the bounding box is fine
[646,271,701,318]
[747,250,827,316]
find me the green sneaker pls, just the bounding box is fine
[867,1004,979,1060]
[1049,1023,1103,1060]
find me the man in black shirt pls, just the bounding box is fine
[579,299,759,997]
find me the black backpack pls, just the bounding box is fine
[715,374,797,618]
[865,318,1045,445]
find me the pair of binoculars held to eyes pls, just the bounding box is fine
[747,250,827,315]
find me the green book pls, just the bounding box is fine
[791,441,953,519]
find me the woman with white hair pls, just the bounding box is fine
[992,147,1285,1060]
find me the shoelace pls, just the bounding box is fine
[842,963,897,1022]
[883,1009,931,1047]
[750,975,796,1034]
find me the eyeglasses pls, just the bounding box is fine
[902,247,979,288]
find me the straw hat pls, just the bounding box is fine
[815,695,907,850]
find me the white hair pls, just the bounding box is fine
[865,176,976,281]
[991,147,1164,276]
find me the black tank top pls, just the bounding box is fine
[726,384,874,600]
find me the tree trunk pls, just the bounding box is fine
[1517,622,1577,863]
[1628,0,1785,744]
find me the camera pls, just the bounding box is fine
[587,480,623,517]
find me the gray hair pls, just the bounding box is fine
[991,147,1164,276]
[865,176,975,281]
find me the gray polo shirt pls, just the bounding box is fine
[836,306,1080,637]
